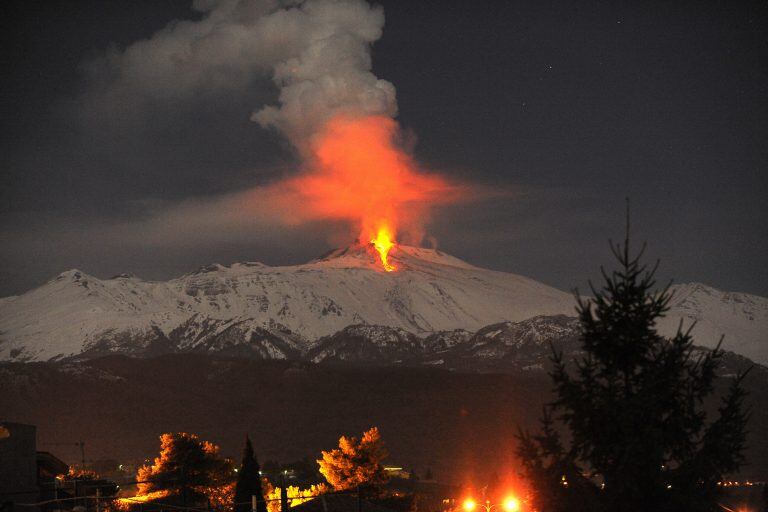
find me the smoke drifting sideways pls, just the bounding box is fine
[79,0,483,252]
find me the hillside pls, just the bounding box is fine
[0,244,765,365]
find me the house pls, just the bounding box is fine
[0,422,43,511]
[0,422,69,512]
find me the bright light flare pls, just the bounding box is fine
[502,497,520,512]
[371,227,396,271]
[463,499,477,512]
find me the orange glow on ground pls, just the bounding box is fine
[116,490,170,508]
[371,227,396,271]
[266,484,328,512]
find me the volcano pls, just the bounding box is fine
[1,245,766,364]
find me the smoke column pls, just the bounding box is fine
[250,0,467,258]
[251,0,398,152]
[86,0,474,265]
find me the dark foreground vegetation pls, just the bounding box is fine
[517,232,754,511]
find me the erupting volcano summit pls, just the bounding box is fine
[3,245,763,365]
[370,227,397,271]
[258,115,473,270]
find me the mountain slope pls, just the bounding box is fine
[307,324,424,364]
[309,313,763,372]
[308,316,582,371]
[0,246,765,364]
[660,283,768,366]
[0,245,575,362]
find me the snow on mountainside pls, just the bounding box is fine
[307,324,424,364]
[0,245,575,362]
[463,315,580,360]
[0,245,765,365]
[308,315,582,369]
[660,283,768,367]
[309,314,766,378]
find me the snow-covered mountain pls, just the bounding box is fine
[308,315,581,370]
[0,244,765,364]
[658,283,768,367]
[309,315,766,380]
[0,245,574,362]
[307,324,425,364]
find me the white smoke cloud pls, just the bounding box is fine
[83,0,397,150]
[251,0,397,149]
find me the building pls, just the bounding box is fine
[383,467,411,480]
[37,451,70,505]
[0,422,42,511]
[0,422,68,512]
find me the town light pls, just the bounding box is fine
[462,496,520,512]
[502,497,520,512]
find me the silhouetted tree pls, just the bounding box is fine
[234,436,267,512]
[517,215,750,512]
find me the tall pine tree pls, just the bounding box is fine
[234,435,267,512]
[517,211,750,512]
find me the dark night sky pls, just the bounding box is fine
[1,0,766,297]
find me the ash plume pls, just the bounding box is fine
[250,0,398,151]
[80,0,478,252]
[85,0,397,151]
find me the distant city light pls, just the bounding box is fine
[463,498,477,512]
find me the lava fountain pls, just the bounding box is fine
[371,226,396,272]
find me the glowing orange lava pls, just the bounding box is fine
[371,226,396,272]
[258,115,471,271]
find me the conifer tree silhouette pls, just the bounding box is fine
[517,204,750,512]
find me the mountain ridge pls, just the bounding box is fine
[0,245,766,364]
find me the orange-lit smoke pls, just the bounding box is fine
[269,114,467,270]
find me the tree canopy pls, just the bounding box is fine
[137,432,234,507]
[517,227,750,512]
[317,427,388,492]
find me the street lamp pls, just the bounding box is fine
[463,497,520,512]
